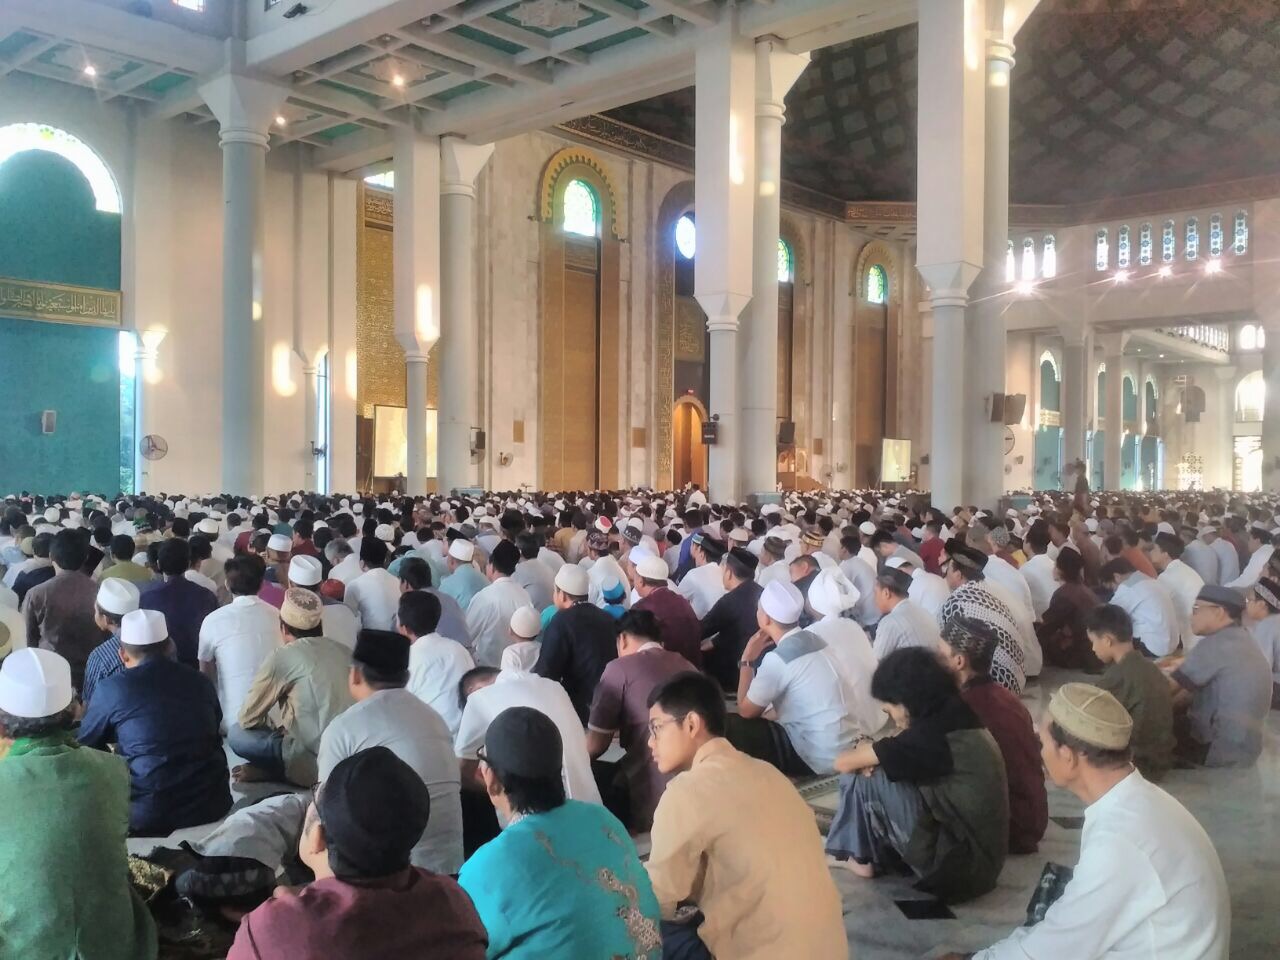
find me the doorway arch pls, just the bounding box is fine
[672,395,708,491]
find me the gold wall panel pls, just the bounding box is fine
[674,298,705,363]
[0,276,121,328]
[356,184,438,421]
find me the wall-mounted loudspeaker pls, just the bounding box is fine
[41,410,56,434]
[1003,394,1027,425]
[777,420,796,446]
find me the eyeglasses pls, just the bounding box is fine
[476,745,488,765]
[647,715,685,739]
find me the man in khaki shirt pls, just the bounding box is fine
[645,671,847,960]
[230,588,353,786]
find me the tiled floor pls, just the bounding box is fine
[830,668,1280,959]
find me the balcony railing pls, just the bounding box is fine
[1155,324,1229,353]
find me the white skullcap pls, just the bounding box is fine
[760,580,804,624]
[1006,508,1019,518]
[627,544,656,564]
[340,498,350,508]
[352,503,363,514]
[473,506,488,517]
[1156,521,1175,536]
[313,520,328,530]
[728,528,750,544]
[858,521,877,536]
[554,564,589,596]
[554,499,567,511]
[808,568,860,620]
[375,523,395,543]
[636,555,669,582]
[120,609,168,647]
[132,552,149,566]
[196,518,219,536]
[267,533,292,553]
[43,507,60,523]
[510,606,541,639]
[0,649,73,719]
[448,539,475,563]
[289,555,323,586]
[96,578,141,616]
[1085,518,1099,532]
[885,556,908,570]
[593,517,614,534]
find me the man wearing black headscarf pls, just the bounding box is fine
[227,747,487,960]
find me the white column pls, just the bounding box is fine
[302,363,318,490]
[1100,333,1126,490]
[1059,326,1089,465]
[742,39,808,503]
[393,130,441,496]
[964,36,1014,506]
[133,329,165,492]
[1263,326,1280,491]
[200,75,288,495]
[916,0,987,508]
[695,13,756,503]
[438,137,494,495]
[1214,365,1236,491]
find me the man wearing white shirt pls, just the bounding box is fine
[327,540,362,585]
[1020,525,1058,620]
[500,606,543,673]
[1104,559,1181,657]
[950,683,1229,960]
[677,532,728,619]
[756,536,792,591]
[1181,526,1220,587]
[583,531,629,609]
[198,555,281,728]
[464,541,535,667]
[1150,533,1204,650]
[454,666,602,810]
[1225,526,1273,590]
[871,567,942,659]
[856,521,879,571]
[398,591,475,740]
[885,556,949,619]
[344,538,401,631]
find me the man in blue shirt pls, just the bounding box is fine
[139,538,217,665]
[78,609,231,836]
[81,578,142,706]
[458,707,660,959]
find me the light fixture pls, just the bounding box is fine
[1159,353,1165,358]
[391,73,405,88]
[1205,259,1222,275]
[1015,280,1034,296]
[1115,270,1129,283]
[1158,265,1173,278]
[83,64,97,77]
[275,115,287,126]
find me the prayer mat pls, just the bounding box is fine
[794,773,842,833]
[128,854,240,960]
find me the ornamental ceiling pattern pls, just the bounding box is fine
[602,0,1280,206]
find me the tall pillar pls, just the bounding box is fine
[302,363,318,491]
[133,329,165,492]
[1263,324,1280,491]
[200,75,288,494]
[1214,365,1237,491]
[438,137,494,495]
[916,0,987,509]
[964,36,1014,507]
[1100,333,1126,490]
[694,13,755,503]
[1059,326,1089,466]
[393,129,441,496]
[741,40,808,503]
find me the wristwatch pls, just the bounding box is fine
[738,659,753,669]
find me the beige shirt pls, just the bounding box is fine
[645,738,846,960]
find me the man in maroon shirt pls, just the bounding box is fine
[586,609,695,831]
[939,616,1048,854]
[229,746,487,960]
[918,520,947,576]
[631,555,702,668]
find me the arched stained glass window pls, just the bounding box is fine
[1041,235,1056,279]
[867,264,888,304]
[1021,237,1036,280]
[1185,217,1199,261]
[777,239,794,283]
[1117,225,1131,268]
[1095,228,1109,271]
[1209,214,1223,257]
[1234,210,1249,255]
[1006,239,1016,283]
[1162,219,1176,263]
[674,214,695,259]
[1241,324,1257,351]
[562,178,600,238]
[1139,223,1153,266]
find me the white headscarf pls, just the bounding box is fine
[808,568,860,620]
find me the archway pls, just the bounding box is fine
[672,396,707,491]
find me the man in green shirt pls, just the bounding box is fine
[94,534,154,585]
[0,648,156,959]
[1087,604,1175,780]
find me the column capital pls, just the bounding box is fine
[755,38,809,118]
[1097,331,1129,356]
[1056,321,1090,347]
[401,348,432,364]
[929,291,970,310]
[199,73,289,148]
[986,37,1016,70]
[441,137,495,198]
[916,260,982,299]
[697,291,751,333]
